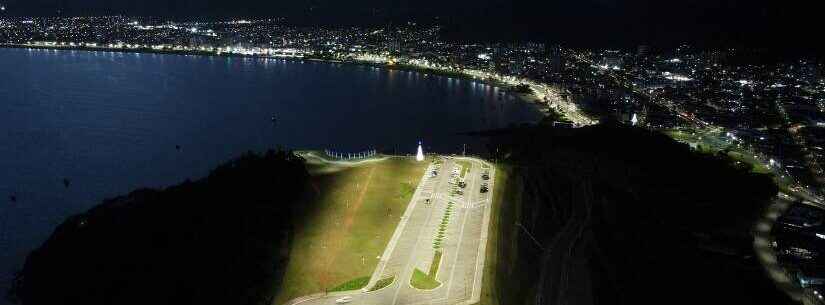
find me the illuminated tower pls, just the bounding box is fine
[416,141,424,162]
[631,113,638,126]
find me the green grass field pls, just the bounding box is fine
[273,156,429,304]
[456,160,472,179]
[368,276,395,291]
[410,269,441,290]
[428,251,443,276]
[665,129,788,185]
[411,249,443,290]
[727,151,772,174]
[329,276,370,292]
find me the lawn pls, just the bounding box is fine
[727,151,773,174]
[368,276,395,291]
[456,160,472,179]
[428,251,443,276]
[411,250,443,290]
[664,129,787,184]
[273,156,429,304]
[410,269,441,290]
[329,276,370,292]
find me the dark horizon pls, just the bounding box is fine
[0,0,821,54]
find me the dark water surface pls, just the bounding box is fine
[0,47,540,298]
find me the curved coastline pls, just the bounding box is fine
[1,43,554,122]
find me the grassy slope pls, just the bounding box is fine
[8,151,310,305]
[274,157,428,304]
[477,125,783,305]
[478,164,524,305]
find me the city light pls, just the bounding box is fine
[662,72,692,82]
[0,16,821,198]
[0,4,822,304]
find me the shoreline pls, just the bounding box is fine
[1,43,555,121]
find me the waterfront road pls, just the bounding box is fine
[285,157,495,305]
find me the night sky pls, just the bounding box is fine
[0,0,820,52]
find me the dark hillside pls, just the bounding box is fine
[9,150,310,305]
[482,124,788,305]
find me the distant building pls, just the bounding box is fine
[637,45,649,57]
[548,45,564,74]
[602,50,623,68]
[384,37,401,53]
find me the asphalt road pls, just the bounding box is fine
[286,157,495,305]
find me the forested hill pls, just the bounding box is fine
[9,150,310,305]
[482,124,788,305]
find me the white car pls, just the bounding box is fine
[336,296,353,303]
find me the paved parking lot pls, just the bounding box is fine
[288,157,495,305]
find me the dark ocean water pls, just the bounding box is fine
[0,47,540,300]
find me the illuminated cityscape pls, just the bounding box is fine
[1,8,824,305]
[3,16,823,195]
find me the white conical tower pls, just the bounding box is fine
[416,141,425,162]
[631,113,638,126]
